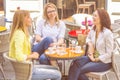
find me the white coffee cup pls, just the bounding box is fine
[75,46,81,53]
[48,47,55,54]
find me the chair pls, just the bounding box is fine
[114,19,120,24]
[84,44,118,80]
[0,31,9,53]
[0,31,9,79]
[0,16,5,26]
[75,0,92,14]
[57,0,64,19]
[84,0,96,11]
[0,55,6,80]
[113,38,120,80]
[3,52,33,80]
[86,69,115,80]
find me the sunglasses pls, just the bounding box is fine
[47,10,56,14]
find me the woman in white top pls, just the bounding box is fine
[32,3,66,65]
[68,9,114,80]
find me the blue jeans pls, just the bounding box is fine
[68,56,112,80]
[32,37,53,65]
[39,54,50,65]
[32,65,61,80]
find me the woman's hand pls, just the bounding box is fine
[49,42,57,47]
[35,34,42,42]
[87,42,95,55]
[49,38,64,47]
[57,38,64,45]
[27,52,39,60]
[88,53,100,62]
[88,53,95,62]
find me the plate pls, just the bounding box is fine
[0,26,7,32]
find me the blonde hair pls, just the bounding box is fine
[9,10,30,41]
[43,3,60,23]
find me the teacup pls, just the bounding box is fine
[48,47,56,54]
[75,46,81,53]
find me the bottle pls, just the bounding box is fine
[85,17,88,34]
[85,17,88,30]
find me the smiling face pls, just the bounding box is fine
[24,14,32,27]
[43,3,59,22]
[92,10,100,26]
[92,9,112,31]
[47,7,57,19]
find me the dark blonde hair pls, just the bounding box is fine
[93,8,112,31]
[10,10,30,41]
[43,3,59,23]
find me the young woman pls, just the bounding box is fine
[9,10,61,80]
[33,3,66,65]
[68,9,114,80]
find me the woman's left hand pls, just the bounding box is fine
[88,53,95,62]
[49,42,57,47]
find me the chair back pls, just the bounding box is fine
[0,31,9,53]
[75,0,79,8]
[3,52,33,80]
[112,49,120,80]
[0,16,5,26]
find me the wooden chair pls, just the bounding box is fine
[57,0,64,19]
[84,0,96,11]
[3,52,33,80]
[75,0,92,14]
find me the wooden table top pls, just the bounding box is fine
[45,48,85,60]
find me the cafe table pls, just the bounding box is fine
[45,47,85,76]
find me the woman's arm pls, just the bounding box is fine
[98,30,114,63]
[34,19,44,42]
[27,52,39,60]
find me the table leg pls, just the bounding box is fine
[63,60,65,75]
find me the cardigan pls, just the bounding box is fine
[86,28,114,63]
[9,30,31,61]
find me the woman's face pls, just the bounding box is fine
[92,10,100,25]
[25,15,32,27]
[47,7,57,19]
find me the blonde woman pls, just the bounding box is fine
[33,3,66,65]
[9,10,61,80]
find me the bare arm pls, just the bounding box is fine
[27,52,39,60]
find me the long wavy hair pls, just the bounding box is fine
[9,10,30,41]
[43,3,60,23]
[93,8,112,31]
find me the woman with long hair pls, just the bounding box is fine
[9,10,61,80]
[68,8,113,80]
[33,3,66,65]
